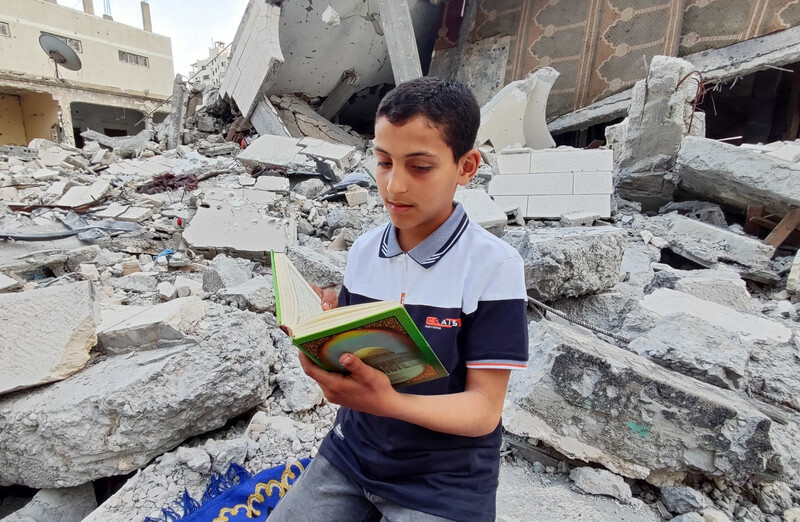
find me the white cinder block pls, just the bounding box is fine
[573,171,613,195]
[491,195,528,216]
[496,150,532,174]
[766,143,800,163]
[530,149,613,173]
[488,173,573,196]
[526,194,611,219]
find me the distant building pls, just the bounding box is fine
[190,41,230,87]
[0,0,174,147]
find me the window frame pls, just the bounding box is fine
[0,21,10,38]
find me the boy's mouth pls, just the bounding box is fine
[387,201,414,213]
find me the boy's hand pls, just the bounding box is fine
[310,283,338,310]
[299,352,397,416]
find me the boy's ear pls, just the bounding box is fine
[457,148,481,186]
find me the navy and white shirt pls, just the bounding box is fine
[319,202,528,521]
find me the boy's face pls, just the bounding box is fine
[373,116,478,251]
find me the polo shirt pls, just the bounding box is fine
[318,202,529,521]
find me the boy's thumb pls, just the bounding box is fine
[340,353,362,372]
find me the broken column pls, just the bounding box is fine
[377,0,423,84]
[606,56,702,210]
[168,74,188,150]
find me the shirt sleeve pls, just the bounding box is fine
[462,254,529,370]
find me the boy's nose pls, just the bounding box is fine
[386,168,408,194]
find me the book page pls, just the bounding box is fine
[273,252,323,330]
[292,301,401,338]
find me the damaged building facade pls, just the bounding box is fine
[0,0,173,148]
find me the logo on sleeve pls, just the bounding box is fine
[425,316,462,329]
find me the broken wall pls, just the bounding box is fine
[20,93,59,143]
[433,0,800,119]
[0,94,27,146]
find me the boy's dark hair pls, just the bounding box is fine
[376,76,480,162]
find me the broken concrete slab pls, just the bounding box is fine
[477,68,559,152]
[301,141,358,170]
[56,180,111,208]
[766,142,800,164]
[37,147,71,168]
[182,191,296,260]
[0,281,98,395]
[220,276,274,313]
[505,320,784,485]
[606,56,700,210]
[97,296,209,355]
[677,136,800,216]
[647,266,753,313]
[173,275,204,298]
[0,273,20,292]
[270,94,366,149]
[787,250,800,294]
[2,483,97,522]
[628,314,751,390]
[236,135,303,170]
[642,289,791,344]
[643,214,775,275]
[502,227,626,301]
[0,307,274,488]
[454,188,507,236]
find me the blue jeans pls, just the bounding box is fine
[270,454,454,522]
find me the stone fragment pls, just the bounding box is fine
[661,486,713,515]
[276,366,325,412]
[285,246,346,289]
[77,263,100,282]
[97,296,209,354]
[454,189,507,235]
[677,137,800,216]
[56,180,111,208]
[700,508,731,522]
[787,250,800,294]
[2,483,97,522]
[220,276,274,313]
[116,206,154,223]
[561,211,599,227]
[671,514,703,522]
[642,289,791,344]
[0,281,98,395]
[504,320,781,485]
[755,481,795,515]
[37,147,70,167]
[31,168,59,181]
[0,273,21,292]
[202,254,254,293]
[254,175,290,193]
[94,202,128,219]
[345,185,368,207]
[157,281,176,300]
[0,308,273,488]
[110,272,159,293]
[176,446,211,474]
[302,141,358,170]
[204,438,253,474]
[173,275,204,297]
[502,227,625,301]
[606,56,700,209]
[294,178,324,198]
[765,143,800,163]
[629,314,749,390]
[569,467,632,503]
[121,261,141,276]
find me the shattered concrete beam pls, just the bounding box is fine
[317,69,360,121]
[548,25,800,134]
[378,0,423,84]
[168,74,188,150]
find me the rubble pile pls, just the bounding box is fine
[2,49,800,522]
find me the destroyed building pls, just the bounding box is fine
[0,0,173,148]
[1,0,800,521]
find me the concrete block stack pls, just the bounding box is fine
[489,147,613,219]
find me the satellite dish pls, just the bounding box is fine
[39,34,82,78]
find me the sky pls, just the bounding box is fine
[56,0,248,76]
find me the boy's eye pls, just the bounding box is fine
[377,161,392,168]
[411,165,433,172]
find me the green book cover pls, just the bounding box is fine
[270,250,448,388]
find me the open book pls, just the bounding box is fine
[270,251,448,388]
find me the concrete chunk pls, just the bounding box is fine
[503,227,625,301]
[97,296,209,354]
[254,175,290,193]
[202,254,254,293]
[0,281,98,395]
[569,467,632,503]
[454,189,507,235]
[237,135,302,170]
[505,320,781,485]
[301,141,357,170]
[2,483,97,522]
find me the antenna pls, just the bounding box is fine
[39,34,83,79]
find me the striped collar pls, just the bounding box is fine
[378,202,470,269]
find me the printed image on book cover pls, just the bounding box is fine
[298,316,448,388]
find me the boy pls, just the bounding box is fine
[271,77,528,521]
